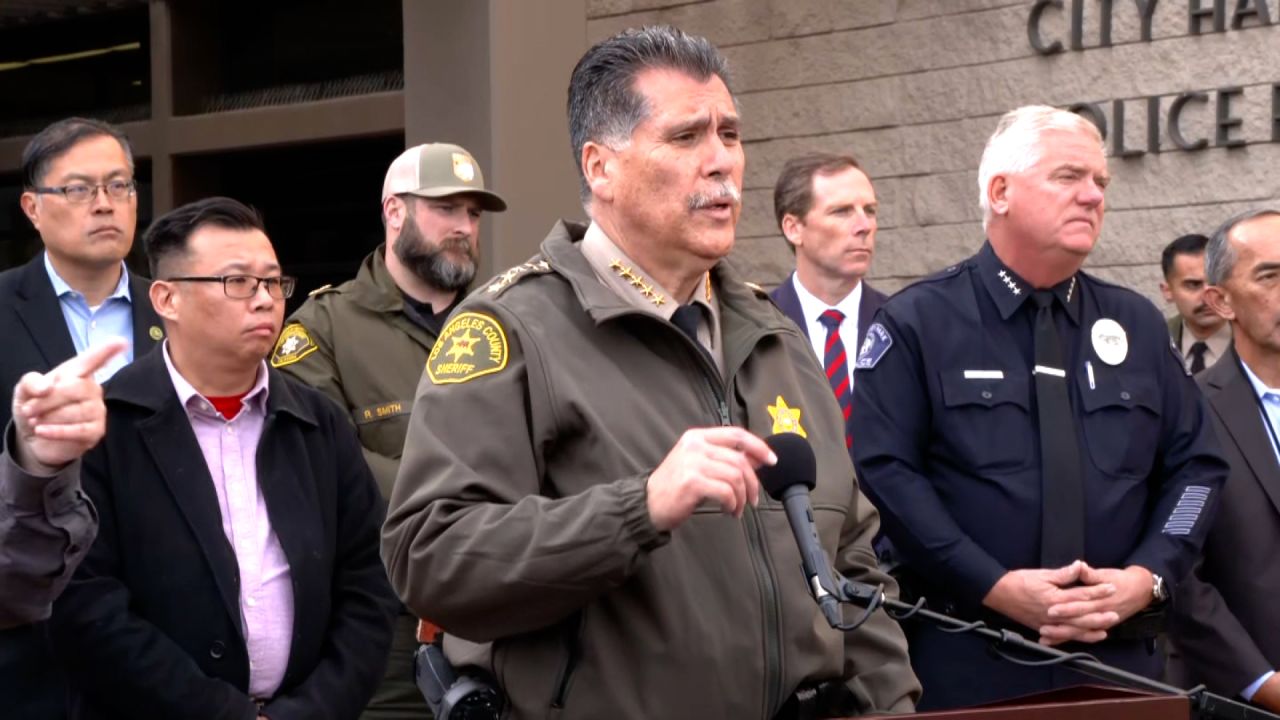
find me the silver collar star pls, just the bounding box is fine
[997,269,1021,296]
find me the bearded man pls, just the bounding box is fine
[274,142,506,720]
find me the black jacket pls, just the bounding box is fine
[0,252,162,716]
[1170,348,1280,698]
[0,253,162,429]
[48,349,399,720]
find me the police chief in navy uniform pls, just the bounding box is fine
[850,105,1229,711]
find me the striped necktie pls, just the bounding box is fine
[818,309,853,449]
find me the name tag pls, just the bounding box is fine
[1033,365,1066,378]
[963,370,1004,380]
[354,400,411,424]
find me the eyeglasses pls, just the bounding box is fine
[165,275,297,300]
[32,179,137,205]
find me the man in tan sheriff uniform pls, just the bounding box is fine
[381,26,919,720]
[273,142,506,720]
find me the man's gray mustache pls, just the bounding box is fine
[688,181,742,211]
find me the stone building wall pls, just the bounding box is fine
[586,0,1280,306]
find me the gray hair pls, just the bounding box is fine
[566,25,733,203]
[977,105,1104,229]
[1205,208,1280,285]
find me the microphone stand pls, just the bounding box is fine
[828,577,1279,720]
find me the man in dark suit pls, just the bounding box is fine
[1160,233,1230,373]
[0,117,163,718]
[1170,208,1280,713]
[49,197,398,720]
[769,153,886,451]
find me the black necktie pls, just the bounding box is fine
[671,304,710,362]
[1188,341,1209,374]
[1032,291,1085,568]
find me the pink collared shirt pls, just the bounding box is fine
[163,344,294,699]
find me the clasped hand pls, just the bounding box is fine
[983,560,1154,645]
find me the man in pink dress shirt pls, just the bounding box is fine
[49,197,398,720]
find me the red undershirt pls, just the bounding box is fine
[206,392,249,421]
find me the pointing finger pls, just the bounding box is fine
[53,338,128,381]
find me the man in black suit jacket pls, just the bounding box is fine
[0,258,160,428]
[1170,209,1280,713]
[1,118,164,429]
[0,118,163,718]
[49,197,398,720]
[769,153,887,450]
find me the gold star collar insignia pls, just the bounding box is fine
[609,259,666,307]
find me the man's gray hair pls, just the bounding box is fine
[1206,208,1280,285]
[566,25,733,203]
[977,105,1104,230]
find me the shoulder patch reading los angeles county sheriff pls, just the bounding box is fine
[855,322,893,369]
[427,311,509,385]
[271,324,318,368]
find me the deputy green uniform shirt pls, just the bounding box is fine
[274,244,456,499]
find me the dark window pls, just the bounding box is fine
[169,133,404,314]
[0,3,150,137]
[172,0,403,116]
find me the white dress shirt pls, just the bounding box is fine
[791,272,863,390]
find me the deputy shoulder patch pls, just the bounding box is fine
[855,322,893,369]
[487,259,552,296]
[271,323,318,368]
[427,312,509,384]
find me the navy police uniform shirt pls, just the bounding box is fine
[850,242,1229,614]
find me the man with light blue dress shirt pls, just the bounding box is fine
[1170,208,1280,714]
[0,117,163,718]
[43,251,135,382]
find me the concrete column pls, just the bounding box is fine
[403,0,588,279]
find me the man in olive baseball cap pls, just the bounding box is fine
[275,142,506,719]
[381,142,507,211]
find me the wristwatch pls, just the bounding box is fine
[1151,573,1169,604]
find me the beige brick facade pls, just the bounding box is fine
[587,0,1280,306]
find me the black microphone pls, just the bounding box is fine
[758,433,845,628]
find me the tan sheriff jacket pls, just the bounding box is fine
[382,221,919,719]
[275,245,443,499]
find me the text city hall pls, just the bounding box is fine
[1027,0,1280,155]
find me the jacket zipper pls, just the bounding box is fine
[676,326,783,720]
[550,611,585,709]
